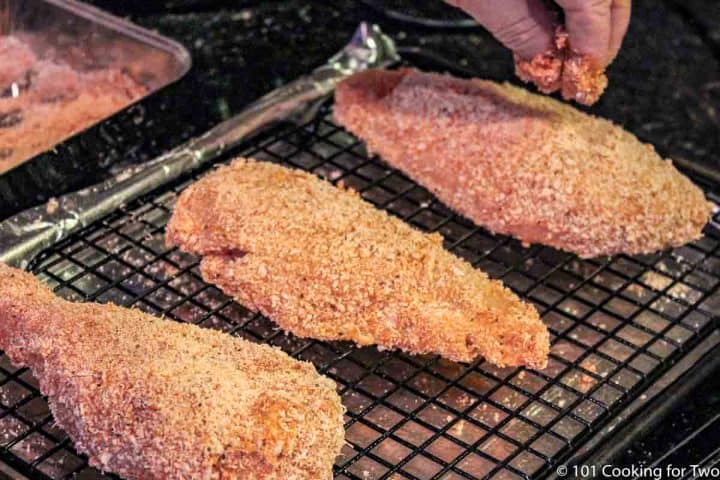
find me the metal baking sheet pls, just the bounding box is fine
[0,99,719,480]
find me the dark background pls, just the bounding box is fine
[0,0,719,476]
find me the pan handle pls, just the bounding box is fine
[0,22,399,269]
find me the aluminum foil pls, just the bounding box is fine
[0,23,399,269]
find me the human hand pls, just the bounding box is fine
[445,0,631,66]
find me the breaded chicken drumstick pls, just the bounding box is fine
[334,69,713,258]
[0,264,344,480]
[166,159,549,369]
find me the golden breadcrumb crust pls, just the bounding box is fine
[334,69,713,258]
[166,159,549,369]
[0,264,344,480]
[514,27,608,106]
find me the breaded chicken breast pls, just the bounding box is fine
[166,159,549,369]
[0,264,344,480]
[334,69,713,258]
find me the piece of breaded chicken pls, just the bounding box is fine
[0,264,344,480]
[334,69,714,258]
[166,159,549,369]
[514,26,608,106]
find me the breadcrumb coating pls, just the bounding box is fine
[560,54,608,106]
[334,69,713,258]
[166,159,549,369]
[514,27,608,105]
[513,49,562,95]
[0,36,147,173]
[0,264,344,480]
[0,37,37,92]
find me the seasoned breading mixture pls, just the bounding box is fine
[0,35,147,173]
[514,27,608,106]
[334,69,713,258]
[166,159,549,369]
[0,264,344,480]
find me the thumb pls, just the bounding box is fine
[555,0,613,64]
[446,0,555,60]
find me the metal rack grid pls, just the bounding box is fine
[1,100,719,480]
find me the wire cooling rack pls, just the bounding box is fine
[1,98,719,480]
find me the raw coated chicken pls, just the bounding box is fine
[167,158,549,369]
[0,264,345,480]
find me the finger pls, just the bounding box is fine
[607,0,631,63]
[555,0,613,64]
[446,0,555,60]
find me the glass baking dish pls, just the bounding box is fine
[0,0,191,174]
